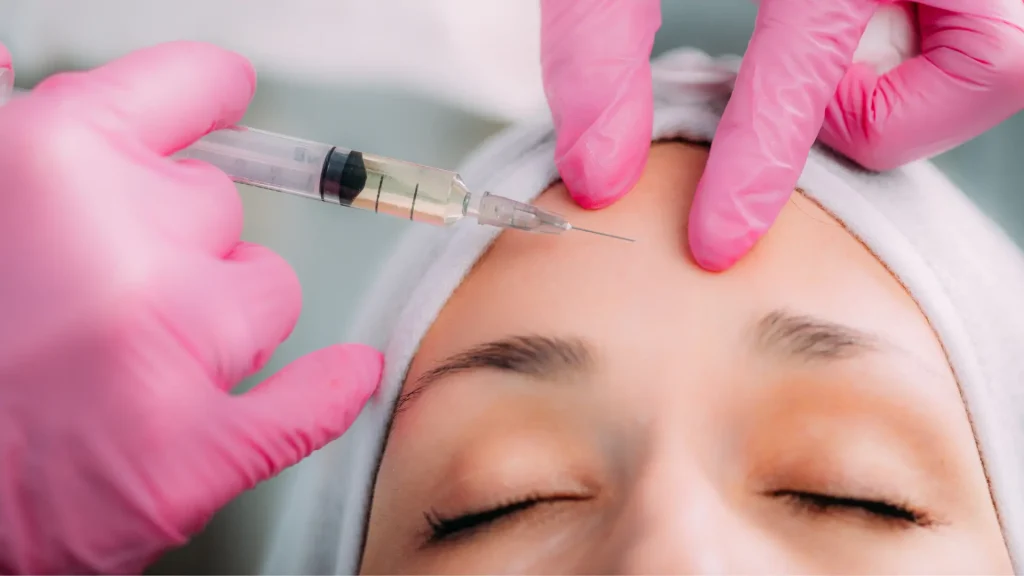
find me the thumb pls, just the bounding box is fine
[541,0,660,209]
[232,344,383,481]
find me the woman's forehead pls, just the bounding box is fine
[416,143,950,386]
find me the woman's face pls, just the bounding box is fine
[361,143,1010,574]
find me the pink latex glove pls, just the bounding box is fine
[541,0,1024,270]
[0,44,11,103]
[0,42,382,573]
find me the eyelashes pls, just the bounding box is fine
[424,494,575,544]
[771,489,934,527]
[423,490,932,545]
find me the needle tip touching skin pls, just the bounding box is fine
[571,225,635,243]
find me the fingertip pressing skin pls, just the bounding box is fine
[554,73,654,210]
[687,0,874,272]
[688,1,872,270]
[686,184,756,272]
[541,0,660,209]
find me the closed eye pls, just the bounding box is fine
[424,498,543,544]
[771,489,934,527]
[423,494,588,546]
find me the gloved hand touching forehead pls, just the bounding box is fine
[541,0,1024,271]
[0,42,382,573]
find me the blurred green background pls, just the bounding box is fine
[5,1,1022,573]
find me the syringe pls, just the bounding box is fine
[0,85,633,242]
[176,126,632,241]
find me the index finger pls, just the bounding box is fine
[34,41,255,155]
[541,0,661,209]
[687,0,878,271]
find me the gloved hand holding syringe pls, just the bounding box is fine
[179,125,634,242]
[1,84,632,243]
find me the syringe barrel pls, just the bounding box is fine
[319,147,469,226]
[178,127,330,201]
[2,89,471,226]
[175,126,470,226]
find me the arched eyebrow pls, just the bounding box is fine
[394,335,592,414]
[754,309,881,361]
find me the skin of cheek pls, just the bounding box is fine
[363,143,1011,573]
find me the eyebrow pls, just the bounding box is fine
[394,335,592,414]
[394,312,883,414]
[754,309,881,362]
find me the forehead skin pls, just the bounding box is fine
[417,142,951,404]
[363,142,1008,573]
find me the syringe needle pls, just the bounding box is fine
[570,225,635,243]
